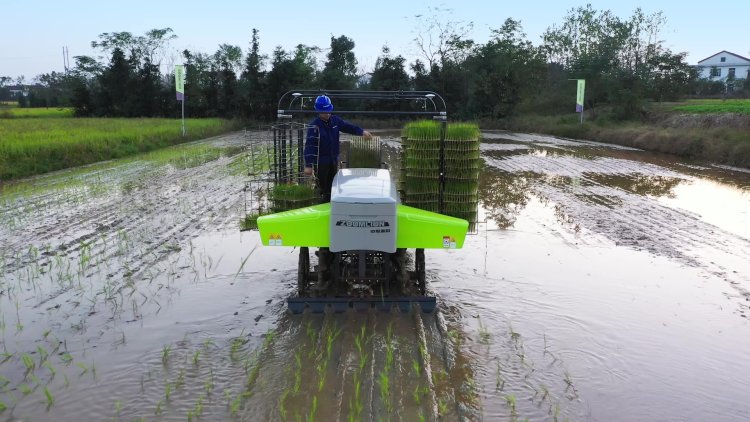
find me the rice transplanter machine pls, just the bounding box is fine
[254,90,470,313]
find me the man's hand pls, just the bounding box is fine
[362,130,373,138]
[304,166,313,176]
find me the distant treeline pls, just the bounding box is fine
[3,5,748,121]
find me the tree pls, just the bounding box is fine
[367,46,411,111]
[369,46,410,91]
[318,35,358,90]
[97,47,135,116]
[466,19,547,118]
[410,7,475,116]
[412,6,473,71]
[214,44,243,117]
[92,28,177,69]
[239,28,267,118]
[646,51,697,102]
[265,44,319,107]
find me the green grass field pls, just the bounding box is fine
[0,117,239,180]
[672,99,750,115]
[0,107,74,118]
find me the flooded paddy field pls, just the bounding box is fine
[1,130,748,421]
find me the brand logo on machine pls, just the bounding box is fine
[336,220,390,228]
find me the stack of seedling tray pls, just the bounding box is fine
[347,135,382,168]
[402,121,442,213]
[402,120,480,228]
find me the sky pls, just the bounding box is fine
[1,0,748,81]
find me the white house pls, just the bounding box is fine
[696,51,750,80]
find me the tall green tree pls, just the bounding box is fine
[466,19,547,117]
[214,44,243,117]
[239,28,267,118]
[318,35,358,90]
[265,44,319,106]
[97,47,135,116]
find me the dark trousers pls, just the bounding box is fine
[315,162,338,203]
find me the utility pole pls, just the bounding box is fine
[62,46,70,73]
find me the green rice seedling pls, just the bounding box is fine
[541,383,550,402]
[36,345,49,363]
[279,389,290,419]
[43,361,56,376]
[509,324,521,343]
[155,400,163,416]
[192,350,201,366]
[564,370,574,389]
[506,394,517,415]
[193,395,205,417]
[325,326,342,361]
[229,394,242,415]
[0,399,7,412]
[21,353,35,371]
[347,373,364,422]
[162,345,171,365]
[44,387,54,406]
[378,370,391,411]
[165,382,173,401]
[19,384,32,395]
[477,316,491,344]
[412,359,421,376]
[293,350,302,394]
[438,398,449,416]
[306,322,318,354]
[496,361,505,391]
[176,368,185,389]
[308,396,318,422]
[234,246,256,279]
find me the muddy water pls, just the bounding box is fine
[1,130,749,421]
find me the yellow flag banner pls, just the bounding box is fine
[576,79,585,112]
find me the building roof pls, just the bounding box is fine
[697,50,750,64]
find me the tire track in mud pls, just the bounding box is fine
[482,136,750,309]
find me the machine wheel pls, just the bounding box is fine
[298,247,309,295]
[415,248,426,295]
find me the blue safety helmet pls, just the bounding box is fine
[314,95,334,112]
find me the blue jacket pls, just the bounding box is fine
[305,115,364,167]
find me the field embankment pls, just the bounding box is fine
[0,117,242,180]
[496,105,750,168]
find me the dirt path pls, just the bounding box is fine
[1,130,748,421]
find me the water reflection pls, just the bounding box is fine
[478,166,533,229]
[587,173,683,198]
